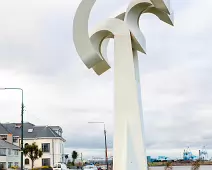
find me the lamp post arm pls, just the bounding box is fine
[0,87,24,170]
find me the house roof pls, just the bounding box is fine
[2,122,34,136]
[0,140,20,150]
[23,126,61,138]
[2,123,65,141]
[0,123,10,135]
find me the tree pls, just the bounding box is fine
[191,160,200,170]
[72,151,78,165]
[23,142,43,169]
[164,161,172,170]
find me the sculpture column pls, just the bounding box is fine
[73,0,174,170]
[113,36,147,170]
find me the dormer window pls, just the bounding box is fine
[15,124,21,128]
[0,135,7,141]
[28,129,33,133]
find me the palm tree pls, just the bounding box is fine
[23,142,43,169]
[191,160,200,170]
[164,161,173,170]
[72,151,78,165]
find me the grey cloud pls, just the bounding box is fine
[0,0,212,158]
[64,132,113,149]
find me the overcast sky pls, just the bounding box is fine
[0,0,212,159]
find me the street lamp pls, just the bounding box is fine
[88,122,109,170]
[0,88,24,170]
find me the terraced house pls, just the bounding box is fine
[0,123,21,169]
[0,139,20,169]
[0,122,66,168]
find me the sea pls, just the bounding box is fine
[149,166,212,170]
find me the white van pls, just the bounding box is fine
[53,163,68,170]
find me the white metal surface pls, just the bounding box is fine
[73,0,174,170]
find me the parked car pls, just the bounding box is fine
[83,165,98,170]
[53,163,68,170]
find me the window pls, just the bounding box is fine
[28,129,33,133]
[25,158,29,165]
[14,150,19,155]
[42,158,50,166]
[14,162,18,167]
[0,135,7,141]
[42,143,50,152]
[58,130,62,136]
[8,162,12,168]
[0,149,6,156]
[13,136,19,143]
[8,149,12,155]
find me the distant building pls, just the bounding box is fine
[0,139,20,169]
[0,122,66,168]
[183,147,198,161]
[146,156,171,162]
[157,156,170,161]
[87,157,113,165]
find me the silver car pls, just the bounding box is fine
[83,165,98,170]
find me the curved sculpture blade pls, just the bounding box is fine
[151,0,172,14]
[124,0,174,53]
[73,0,103,69]
[90,13,126,75]
[90,18,132,75]
[73,0,131,76]
[143,6,174,25]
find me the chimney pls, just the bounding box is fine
[7,134,13,144]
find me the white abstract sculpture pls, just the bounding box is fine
[73,0,174,170]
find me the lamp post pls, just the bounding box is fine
[88,122,109,170]
[0,88,24,170]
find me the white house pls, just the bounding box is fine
[1,122,66,168]
[0,139,20,169]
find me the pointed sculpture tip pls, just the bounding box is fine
[137,49,147,55]
[169,12,174,26]
[142,50,147,55]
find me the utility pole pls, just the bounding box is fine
[104,124,109,170]
[88,122,109,170]
[21,89,24,170]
